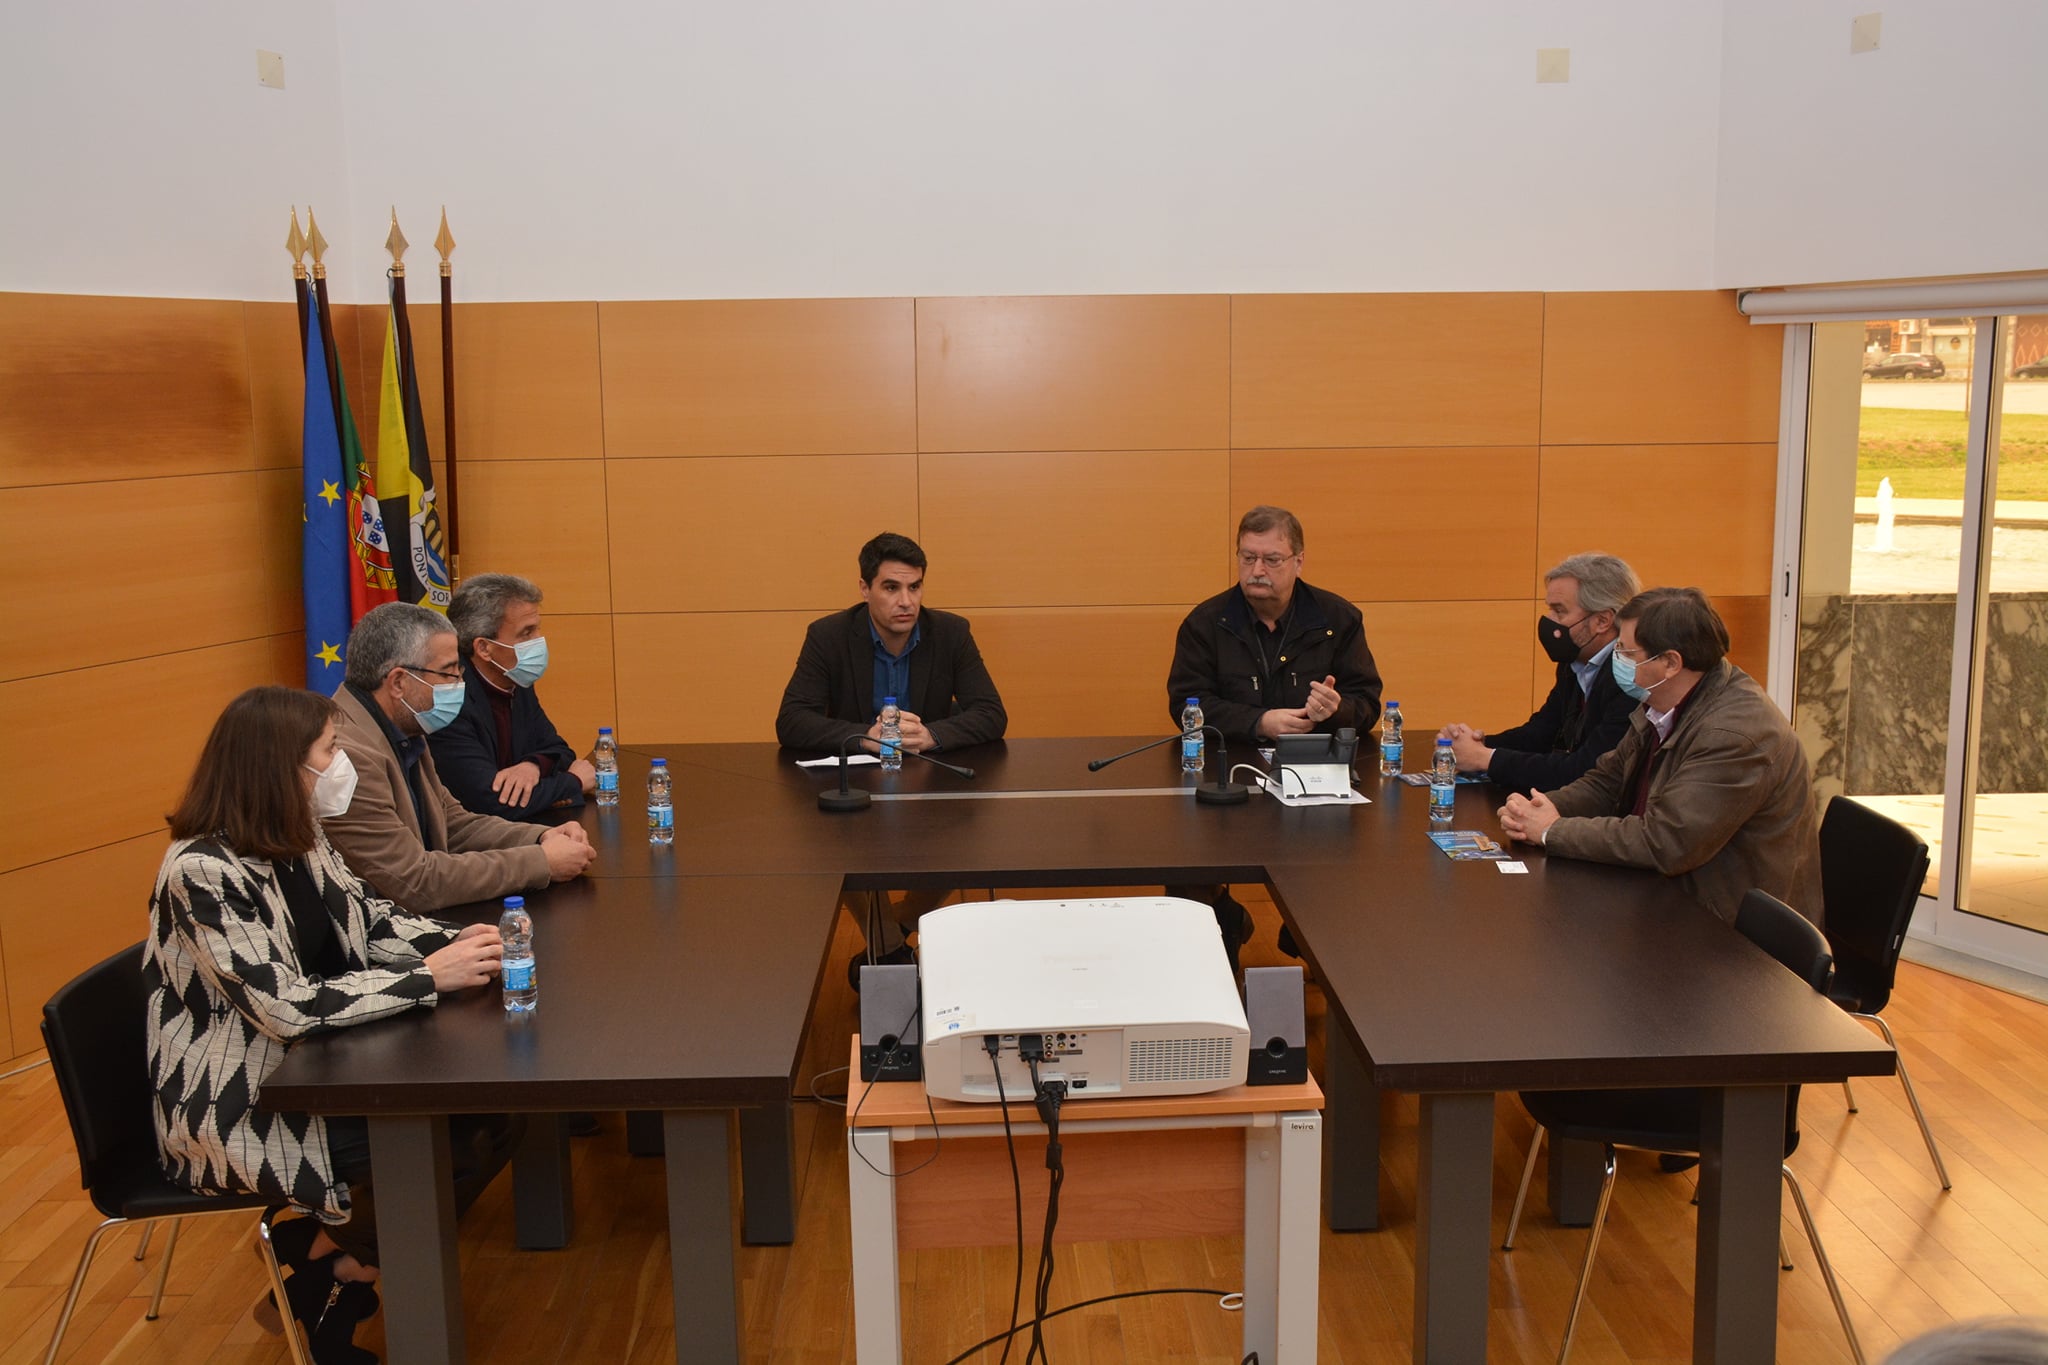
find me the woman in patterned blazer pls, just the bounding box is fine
[144,686,512,1361]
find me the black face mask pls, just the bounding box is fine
[1539,614,1584,664]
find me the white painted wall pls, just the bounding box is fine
[0,0,359,302]
[3,1,1727,302]
[1716,0,2048,288]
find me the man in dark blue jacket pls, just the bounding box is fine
[1441,551,1641,794]
[430,573,596,822]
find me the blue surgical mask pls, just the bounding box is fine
[491,636,549,687]
[1611,649,1652,702]
[403,671,467,734]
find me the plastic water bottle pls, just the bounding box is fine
[1180,697,1205,774]
[1429,736,1456,827]
[646,757,673,846]
[593,727,619,808]
[500,897,536,1013]
[1379,701,1404,776]
[879,698,903,772]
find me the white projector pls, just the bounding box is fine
[919,897,1250,1103]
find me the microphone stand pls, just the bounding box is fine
[1087,725,1251,806]
[819,730,977,812]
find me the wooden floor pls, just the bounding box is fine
[8,892,2048,1364]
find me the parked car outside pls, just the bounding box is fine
[2014,355,2048,379]
[1864,352,1947,378]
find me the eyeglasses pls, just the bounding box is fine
[1612,644,1658,662]
[1237,551,1298,570]
[406,663,463,682]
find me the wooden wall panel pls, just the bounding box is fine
[527,613,616,755]
[247,300,374,471]
[1355,600,1533,740]
[1537,444,1778,599]
[605,454,916,613]
[1230,448,1540,602]
[1231,293,1543,448]
[599,299,916,458]
[1720,595,1772,687]
[0,832,168,1059]
[452,459,612,613]
[1541,291,1781,445]
[1,469,300,682]
[0,635,300,874]
[396,302,605,462]
[967,607,1188,738]
[0,931,11,1058]
[915,296,1229,453]
[0,294,254,487]
[611,612,816,743]
[919,451,1230,609]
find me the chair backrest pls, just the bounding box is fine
[1818,796,1930,1013]
[1735,889,1833,1154]
[40,942,157,1212]
[1735,889,1834,992]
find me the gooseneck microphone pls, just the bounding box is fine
[1087,725,1251,806]
[819,729,976,812]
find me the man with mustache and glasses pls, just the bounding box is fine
[327,602,596,913]
[1439,552,1641,793]
[429,573,598,823]
[1166,505,1384,967]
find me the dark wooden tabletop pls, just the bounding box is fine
[264,737,1893,1117]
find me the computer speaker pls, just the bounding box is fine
[1244,965,1308,1086]
[858,962,923,1082]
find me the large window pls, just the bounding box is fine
[1792,315,2048,946]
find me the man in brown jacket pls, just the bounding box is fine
[1498,587,1822,927]
[326,603,595,912]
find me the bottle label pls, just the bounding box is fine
[1431,784,1454,811]
[1382,741,1402,763]
[881,739,899,759]
[503,960,534,992]
[649,805,673,830]
[597,770,618,793]
[1182,735,1202,761]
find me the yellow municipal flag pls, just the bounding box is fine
[376,305,450,610]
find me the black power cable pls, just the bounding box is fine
[1020,1045,1066,1365]
[847,981,941,1180]
[984,1035,1024,1365]
[936,1287,1253,1365]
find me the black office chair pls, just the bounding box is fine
[40,943,310,1365]
[1819,795,1952,1190]
[1500,891,1863,1365]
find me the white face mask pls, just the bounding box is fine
[304,747,358,819]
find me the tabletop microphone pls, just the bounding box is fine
[1087,726,1250,806]
[819,729,975,812]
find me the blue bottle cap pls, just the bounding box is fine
[1436,736,1452,745]
[1185,697,1199,706]
[883,696,897,706]
[1387,700,1400,708]
[504,896,524,909]
[598,726,613,735]
[651,758,667,767]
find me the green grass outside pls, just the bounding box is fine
[1858,407,2048,498]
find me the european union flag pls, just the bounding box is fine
[302,304,353,690]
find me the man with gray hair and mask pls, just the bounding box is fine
[1439,551,1642,793]
[430,573,597,822]
[327,602,596,913]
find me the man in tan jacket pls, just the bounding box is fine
[1498,587,1822,927]
[326,603,595,912]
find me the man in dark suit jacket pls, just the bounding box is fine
[775,533,1008,754]
[430,573,597,822]
[776,533,1008,982]
[1441,552,1641,794]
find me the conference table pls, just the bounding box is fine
[263,737,1895,1365]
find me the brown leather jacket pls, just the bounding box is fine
[1544,662,1823,926]
[324,684,551,913]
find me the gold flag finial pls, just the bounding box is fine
[305,207,330,280]
[286,208,308,280]
[386,207,408,277]
[434,207,455,278]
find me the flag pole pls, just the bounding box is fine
[435,207,461,588]
[305,209,348,457]
[287,208,310,361]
